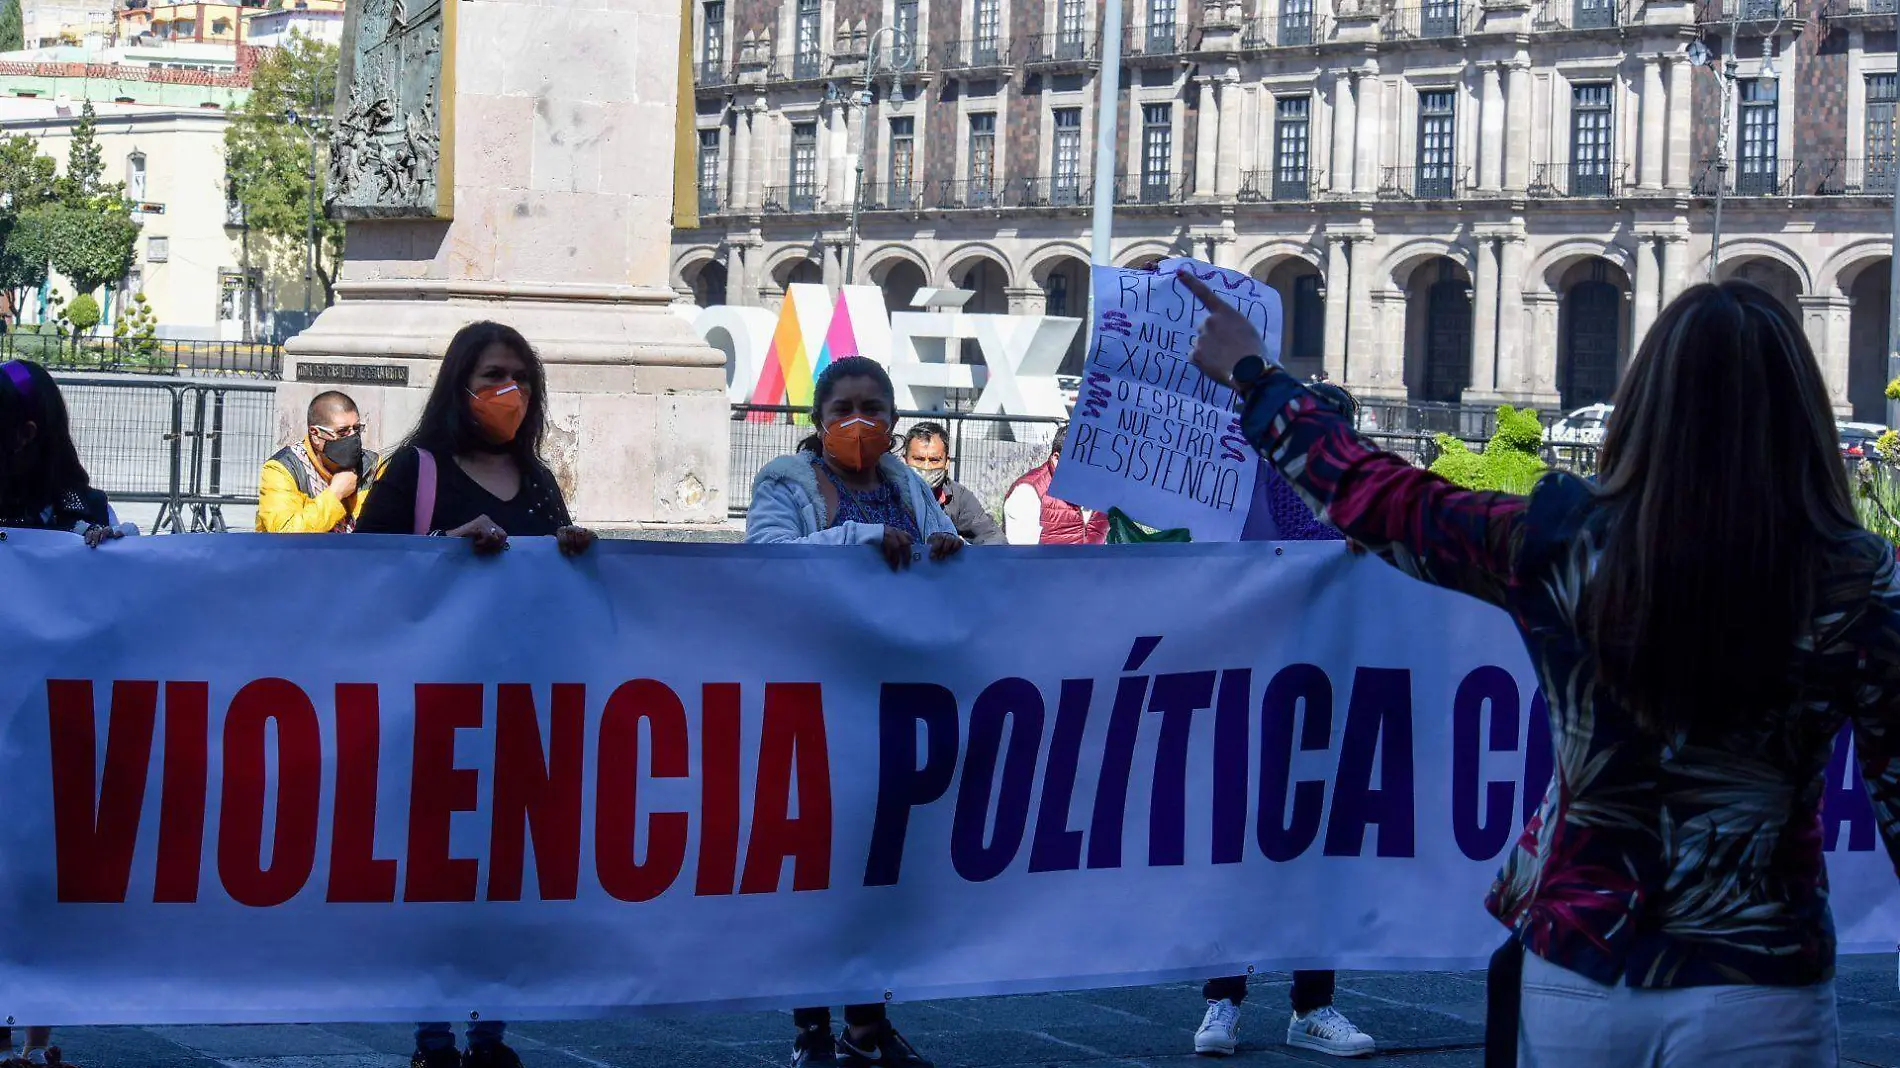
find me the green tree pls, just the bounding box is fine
[225,34,343,305]
[0,204,53,315]
[65,292,99,335]
[0,0,23,54]
[57,101,111,206]
[45,204,138,297]
[1429,406,1549,494]
[0,135,58,317]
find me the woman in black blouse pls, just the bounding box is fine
[358,321,594,558]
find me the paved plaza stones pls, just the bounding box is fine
[38,957,1900,1067]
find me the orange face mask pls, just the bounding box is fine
[822,415,891,473]
[468,382,527,444]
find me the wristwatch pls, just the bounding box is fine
[1231,354,1271,396]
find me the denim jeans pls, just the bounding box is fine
[1202,971,1334,1015]
[415,1021,506,1051]
[1518,951,1838,1068]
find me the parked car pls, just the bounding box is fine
[1840,422,1888,462]
[1545,403,1613,446]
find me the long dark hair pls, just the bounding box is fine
[400,321,549,467]
[0,359,91,515]
[797,357,897,454]
[1585,281,1857,734]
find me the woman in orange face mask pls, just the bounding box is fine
[356,321,593,562]
[747,356,962,574]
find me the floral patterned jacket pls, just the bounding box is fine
[1240,368,1900,989]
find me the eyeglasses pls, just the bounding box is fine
[310,423,365,441]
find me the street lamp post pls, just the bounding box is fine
[1690,22,1740,283]
[285,69,324,320]
[844,25,914,285]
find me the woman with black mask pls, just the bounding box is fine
[357,321,594,560]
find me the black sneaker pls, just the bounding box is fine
[462,1043,522,1068]
[837,1022,932,1068]
[791,1024,837,1066]
[410,1050,460,1068]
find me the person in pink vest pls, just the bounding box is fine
[1002,424,1109,545]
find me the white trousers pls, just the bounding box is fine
[1518,950,1840,1068]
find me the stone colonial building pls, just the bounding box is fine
[672,0,1899,418]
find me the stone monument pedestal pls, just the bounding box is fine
[282,0,728,528]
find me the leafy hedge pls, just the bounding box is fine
[1428,405,1549,494]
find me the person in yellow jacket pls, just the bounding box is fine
[256,390,376,533]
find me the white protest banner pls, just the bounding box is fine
[0,532,1893,1024]
[1050,259,1281,540]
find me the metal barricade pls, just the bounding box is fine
[53,373,278,532]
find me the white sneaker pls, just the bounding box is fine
[1286,1006,1376,1057]
[1194,998,1241,1056]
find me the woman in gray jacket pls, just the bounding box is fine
[747,357,963,574]
[744,356,950,1066]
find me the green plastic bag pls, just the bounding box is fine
[1106,507,1192,544]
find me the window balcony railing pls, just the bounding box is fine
[1238,167,1327,202]
[860,180,926,210]
[695,58,732,85]
[1821,157,1897,194]
[762,184,820,213]
[1382,2,1479,38]
[939,36,1012,70]
[224,200,247,227]
[1379,164,1471,199]
[1241,14,1328,47]
[1822,0,1896,15]
[1692,158,1804,196]
[1124,21,1195,58]
[1015,175,1095,207]
[1023,30,1098,65]
[1528,160,1628,198]
[1696,0,1796,20]
[1115,172,1192,204]
[1532,0,1627,29]
[697,188,724,216]
[932,178,1005,209]
[764,52,830,81]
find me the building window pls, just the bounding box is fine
[795,0,823,77]
[888,116,915,200]
[1273,96,1310,200]
[701,0,724,79]
[1420,0,1458,36]
[126,151,147,202]
[895,0,919,64]
[1569,83,1612,196]
[697,129,721,213]
[969,112,997,204]
[1053,107,1083,203]
[1057,0,1085,53]
[1278,0,1313,45]
[791,122,818,210]
[1737,78,1778,195]
[1141,102,1172,201]
[1867,74,1896,194]
[1415,88,1456,198]
[1148,0,1176,48]
[973,0,1000,61]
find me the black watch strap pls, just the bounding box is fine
[1231,355,1270,394]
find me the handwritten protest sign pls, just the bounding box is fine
[1049,258,1282,541]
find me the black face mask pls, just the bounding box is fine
[321,433,363,471]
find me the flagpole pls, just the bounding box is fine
[1090,0,1124,266]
